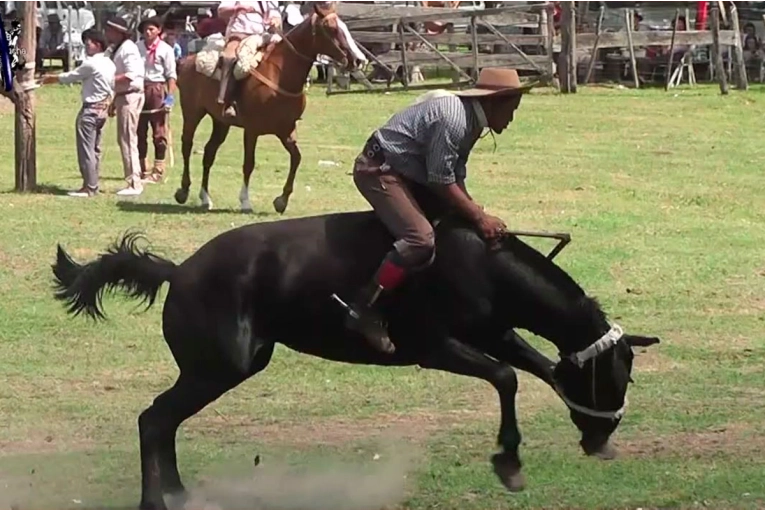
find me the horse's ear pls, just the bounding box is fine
[624,335,661,348]
[313,1,336,18]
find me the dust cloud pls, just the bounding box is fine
[180,441,421,510]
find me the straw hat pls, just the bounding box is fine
[453,68,535,97]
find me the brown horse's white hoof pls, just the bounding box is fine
[273,195,288,214]
[199,190,214,211]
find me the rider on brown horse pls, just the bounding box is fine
[216,1,282,118]
[346,68,534,354]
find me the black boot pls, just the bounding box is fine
[217,57,237,118]
[345,256,407,354]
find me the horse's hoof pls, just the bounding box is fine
[174,188,189,205]
[491,452,525,492]
[581,436,618,460]
[273,195,288,214]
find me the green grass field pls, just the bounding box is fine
[1,81,764,510]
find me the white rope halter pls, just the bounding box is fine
[554,323,628,421]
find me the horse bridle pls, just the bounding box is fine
[551,323,628,421]
[281,12,350,68]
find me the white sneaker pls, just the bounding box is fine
[67,187,97,198]
[116,186,143,196]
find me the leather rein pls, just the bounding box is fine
[250,13,343,99]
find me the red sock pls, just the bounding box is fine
[376,259,406,290]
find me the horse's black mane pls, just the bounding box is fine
[434,214,609,328]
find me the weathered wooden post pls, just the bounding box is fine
[729,3,748,90]
[624,9,639,88]
[14,1,38,192]
[559,1,577,93]
[583,5,604,84]
[711,4,729,95]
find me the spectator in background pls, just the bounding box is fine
[742,22,757,46]
[162,23,184,61]
[105,16,146,197]
[196,7,227,39]
[137,17,177,184]
[744,35,759,61]
[38,13,68,72]
[41,29,115,197]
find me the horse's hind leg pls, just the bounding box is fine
[199,119,231,210]
[273,128,302,214]
[239,128,258,213]
[419,337,525,493]
[138,344,275,510]
[175,107,205,205]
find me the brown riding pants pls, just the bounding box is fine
[137,82,168,162]
[352,153,435,267]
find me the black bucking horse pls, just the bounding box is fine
[51,209,661,510]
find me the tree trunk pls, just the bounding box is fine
[14,1,38,192]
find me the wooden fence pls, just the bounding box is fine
[557,2,745,94]
[328,3,555,95]
[325,1,747,96]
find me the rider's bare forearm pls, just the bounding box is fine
[457,179,472,201]
[432,183,484,223]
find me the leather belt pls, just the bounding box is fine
[362,135,386,165]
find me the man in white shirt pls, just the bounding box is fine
[105,16,146,197]
[42,28,116,197]
[137,17,177,184]
[216,1,282,118]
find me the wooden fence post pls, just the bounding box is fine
[710,4,729,95]
[559,1,577,93]
[14,2,38,192]
[729,3,748,90]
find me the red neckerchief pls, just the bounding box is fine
[145,36,161,65]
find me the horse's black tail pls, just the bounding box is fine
[51,231,178,320]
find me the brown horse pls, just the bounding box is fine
[174,3,362,213]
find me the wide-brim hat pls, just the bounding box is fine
[453,68,535,98]
[105,16,131,35]
[138,16,163,33]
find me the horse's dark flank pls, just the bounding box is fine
[51,210,660,510]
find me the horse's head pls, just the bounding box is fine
[548,297,661,457]
[481,233,661,457]
[309,2,366,71]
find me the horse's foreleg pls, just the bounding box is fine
[240,129,258,212]
[482,329,557,388]
[199,119,231,210]
[175,111,204,205]
[482,330,619,462]
[273,129,301,214]
[419,337,525,493]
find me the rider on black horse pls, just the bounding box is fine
[346,67,534,354]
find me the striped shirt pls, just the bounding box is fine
[372,95,485,185]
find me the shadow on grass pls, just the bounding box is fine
[0,183,72,196]
[116,201,272,217]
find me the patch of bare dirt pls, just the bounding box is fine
[189,377,560,448]
[617,423,764,459]
[633,348,686,373]
[0,95,13,115]
[184,442,419,510]
[191,408,492,448]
